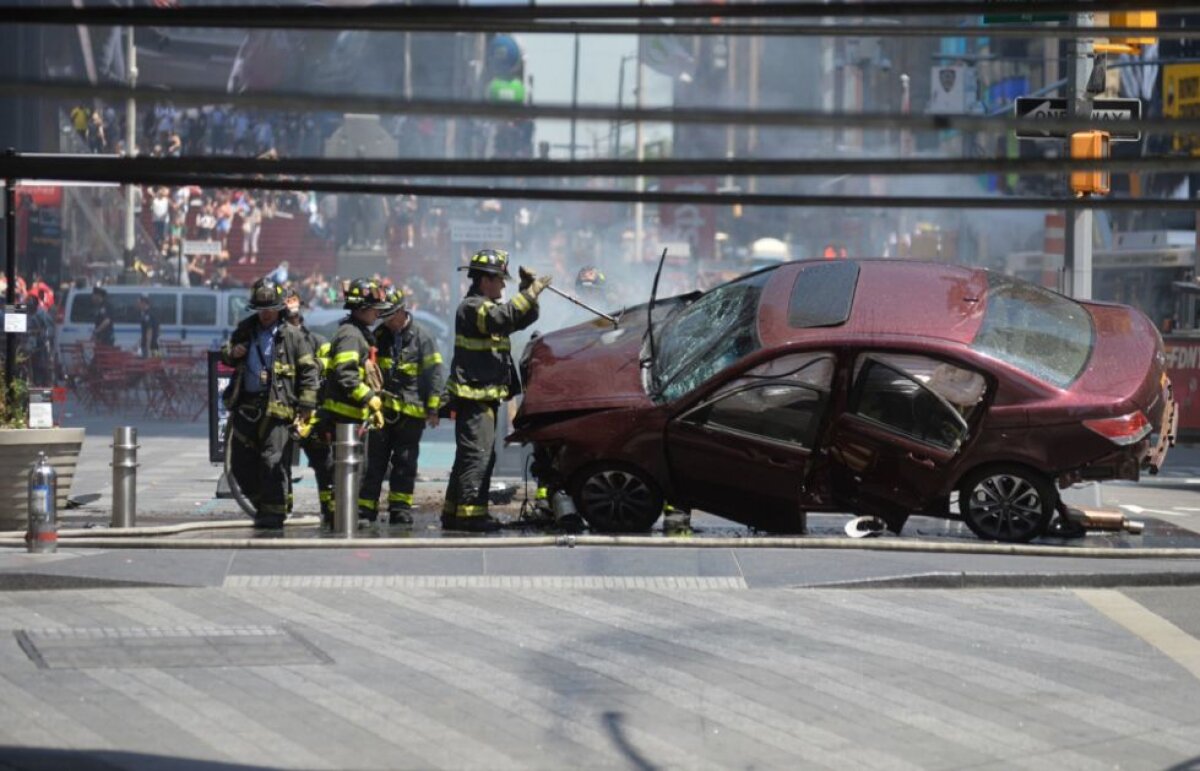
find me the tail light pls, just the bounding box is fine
[1083,411,1151,446]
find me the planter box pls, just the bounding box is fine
[0,427,85,530]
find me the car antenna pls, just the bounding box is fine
[642,247,669,390]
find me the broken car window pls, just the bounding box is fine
[970,271,1093,388]
[688,384,827,449]
[654,271,771,402]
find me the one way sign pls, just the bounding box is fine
[1014,97,1142,141]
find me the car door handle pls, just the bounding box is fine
[746,449,791,468]
[906,452,936,469]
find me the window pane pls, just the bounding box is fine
[703,384,825,448]
[182,294,217,325]
[851,360,967,450]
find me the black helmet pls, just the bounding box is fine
[379,287,407,318]
[342,277,389,311]
[459,248,511,279]
[575,265,606,290]
[249,277,286,311]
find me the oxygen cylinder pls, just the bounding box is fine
[27,452,58,554]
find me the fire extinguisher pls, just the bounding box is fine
[27,452,57,554]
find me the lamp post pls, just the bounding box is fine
[123,22,137,274]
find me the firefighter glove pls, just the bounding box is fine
[530,275,553,297]
[368,410,386,430]
[367,396,383,413]
[518,266,536,291]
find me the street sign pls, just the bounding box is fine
[449,220,512,244]
[1014,97,1142,141]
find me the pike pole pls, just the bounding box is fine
[543,284,621,328]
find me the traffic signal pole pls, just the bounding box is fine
[1064,11,1094,300]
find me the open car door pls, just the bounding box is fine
[827,353,987,531]
[665,353,835,532]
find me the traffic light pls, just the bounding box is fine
[1096,11,1157,55]
[1070,130,1111,197]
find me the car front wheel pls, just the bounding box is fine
[957,465,1055,543]
[572,464,664,533]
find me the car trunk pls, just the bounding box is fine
[1071,301,1165,418]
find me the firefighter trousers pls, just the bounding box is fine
[360,414,424,515]
[300,434,332,520]
[443,399,497,518]
[229,399,293,522]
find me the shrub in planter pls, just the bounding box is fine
[0,378,85,530]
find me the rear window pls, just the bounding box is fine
[970,272,1093,388]
[788,260,859,328]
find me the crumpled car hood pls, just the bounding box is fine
[517,309,655,421]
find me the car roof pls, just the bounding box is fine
[758,259,989,349]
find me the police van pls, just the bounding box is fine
[57,285,246,356]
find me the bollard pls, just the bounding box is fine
[111,426,139,528]
[27,452,57,553]
[332,422,363,537]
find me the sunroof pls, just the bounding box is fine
[787,260,860,328]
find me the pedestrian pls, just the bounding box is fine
[136,293,161,358]
[311,278,389,528]
[220,278,319,529]
[151,188,171,249]
[24,293,55,387]
[441,249,549,532]
[90,286,115,349]
[359,288,444,525]
[282,290,333,520]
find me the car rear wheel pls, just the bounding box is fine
[572,465,664,533]
[957,465,1055,543]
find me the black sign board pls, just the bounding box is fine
[207,350,234,463]
[1014,97,1142,141]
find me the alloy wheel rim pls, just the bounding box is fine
[967,473,1044,539]
[579,470,654,529]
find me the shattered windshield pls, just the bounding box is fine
[652,270,772,402]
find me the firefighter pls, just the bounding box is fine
[313,277,389,527]
[442,248,550,532]
[283,290,331,520]
[220,277,320,529]
[574,265,608,305]
[359,288,445,525]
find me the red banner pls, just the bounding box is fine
[17,185,63,208]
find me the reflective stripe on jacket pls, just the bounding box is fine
[377,320,445,418]
[446,286,538,403]
[320,317,376,421]
[220,315,319,421]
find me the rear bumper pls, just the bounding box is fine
[1144,374,1178,475]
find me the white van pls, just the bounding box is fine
[57,285,245,356]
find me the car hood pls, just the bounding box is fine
[518,306,658,421]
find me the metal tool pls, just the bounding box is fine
[544,284,621,328]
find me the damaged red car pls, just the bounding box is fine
[510,259,1177,543]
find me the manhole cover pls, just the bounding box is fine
[15,625,331,669]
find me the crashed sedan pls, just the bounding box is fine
[510,259,1177,543]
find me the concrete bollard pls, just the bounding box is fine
[110,426,139,528]
[332,422,362,537]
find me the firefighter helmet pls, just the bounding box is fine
[379,287,407,318]
[248,277,286,311]
[575,265,606,290]
[342,277,390,311]
[459,248,512,279]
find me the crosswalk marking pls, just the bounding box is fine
[1075,589,1200,682]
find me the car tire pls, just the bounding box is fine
[956,464,1055,543]
[571,464,664,533]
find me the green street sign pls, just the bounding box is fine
[983,13,1069,23]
